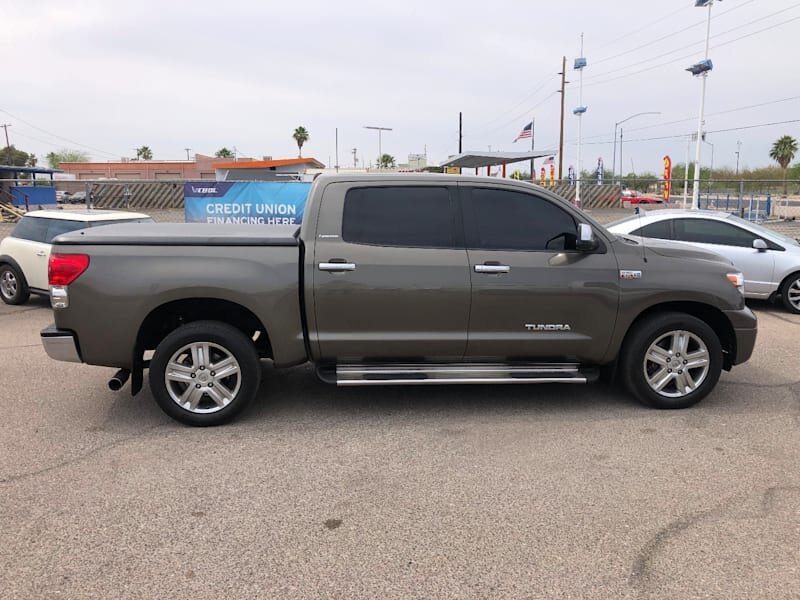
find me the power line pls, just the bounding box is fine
[580,118,800,145]
[592,0,756,66]
[466,92,559,139]
[582,15,800,89]
[586,2,800,81]
[592,5,691,52]
[469,74,558,132]
[578,95,800,143]
[0,107,121,158]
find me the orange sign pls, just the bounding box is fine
[663,155,672,202]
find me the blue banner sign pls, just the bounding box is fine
[184,181,311,225]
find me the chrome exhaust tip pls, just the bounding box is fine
[108,369,131,391]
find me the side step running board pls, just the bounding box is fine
[317,363,599,386]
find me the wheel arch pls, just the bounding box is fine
[621,301,736,371]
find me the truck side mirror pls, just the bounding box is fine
[752,238,768,252]
[576,223,599,252]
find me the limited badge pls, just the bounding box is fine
[619,270,643,280]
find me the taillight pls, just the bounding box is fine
[49,253,90,286]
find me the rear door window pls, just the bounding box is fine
[11,217,50,243]
[673,218,758,247]
[342,186,458,248]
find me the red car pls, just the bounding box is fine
[621,190,666,205]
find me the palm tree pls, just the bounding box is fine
[292,127,309,158]
[769,135,798,195]
[378,153,396,169]
[215,147,234,158]
[135,146,153,160]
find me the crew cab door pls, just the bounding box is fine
[310,182,471,361]
[461,185,620,363]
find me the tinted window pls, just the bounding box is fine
[673,219,757,247]
[11,217,50,243]
[342,186,456,248]
[46,219,89,242]
[631,220,671,240]
[465,188,577,251]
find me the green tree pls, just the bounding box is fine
[135,146,153,160]
[215,147,234,158]
[378,153,396,169]
[292,126,309,157]
[26,153,37,167]
[1,145,32,167]
[45,149,90,168]
[769,135,798,195]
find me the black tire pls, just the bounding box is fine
[779,272,800,314]
[620,312,722,409]
[149,320,261,426]
[0,263,30,305]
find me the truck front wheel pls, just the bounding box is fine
[149,320,261,426]
[621,312,722,409]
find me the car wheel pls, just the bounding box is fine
[780,273,800,314]
[0,264,30,305]
[621,312,722,409]
[149,320,261,426]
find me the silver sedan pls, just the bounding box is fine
[607,209,800,313]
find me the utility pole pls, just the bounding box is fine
[2,124,12,164]
[735,140,742,176]
[458,112,463,154]
[557,56,567,180]
[351,148,358,168]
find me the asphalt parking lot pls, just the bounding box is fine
[1,295,798,598]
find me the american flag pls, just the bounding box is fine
[513,121,533,143]
[542,156,555,166]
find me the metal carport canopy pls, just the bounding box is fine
[440,150,557,169]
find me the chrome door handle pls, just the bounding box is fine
[474,264,510,274]
[319,262,356,272]
[36,251,47,257]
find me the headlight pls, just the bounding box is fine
[726,272,744,295]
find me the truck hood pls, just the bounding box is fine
[616,234,734,267]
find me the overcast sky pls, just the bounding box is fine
[2,0,798,174]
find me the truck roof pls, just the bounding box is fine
[23,209,150,222]
[313,172,549,189]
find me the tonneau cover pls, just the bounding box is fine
[52,223,300,246]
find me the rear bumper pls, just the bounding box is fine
[41,324,82,363]
[724,307,758,365]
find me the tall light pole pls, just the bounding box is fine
[613,112,660,183]
[703,137,714,195]
[573,34,587,209]
[364,126,392,168]
[688,0,717,210]
[184,147,191,160]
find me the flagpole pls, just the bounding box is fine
[530,117,535,182]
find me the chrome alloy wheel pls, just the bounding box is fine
[165,342,242,414]
[787,279,800,311]
[643,330,710,398]
[0,270,17,299]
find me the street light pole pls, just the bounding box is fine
[364,126,392,168]
[735,140,742,176]
[690,0,716,210]
[612,112,660,184]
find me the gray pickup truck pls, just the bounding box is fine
[41,174,757,426]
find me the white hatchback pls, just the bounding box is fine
[0,210,152,304]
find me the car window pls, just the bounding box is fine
[342,186,457,248]
[631,220,672,240]
[673,218,758,247]
[46,219,89,243]
[10,217,50,243]
[464,187,577,251]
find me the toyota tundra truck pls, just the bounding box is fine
[40,174,757,426]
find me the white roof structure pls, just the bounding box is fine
[440,151,557,169]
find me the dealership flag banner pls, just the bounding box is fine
[663,155,672,202]
[183,181,311,225]
[596,157,604,185]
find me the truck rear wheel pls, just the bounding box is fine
[621,312,722,409]
[149,320,261,426]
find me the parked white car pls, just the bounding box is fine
[607,209,800,313]
[0,210,152,304]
